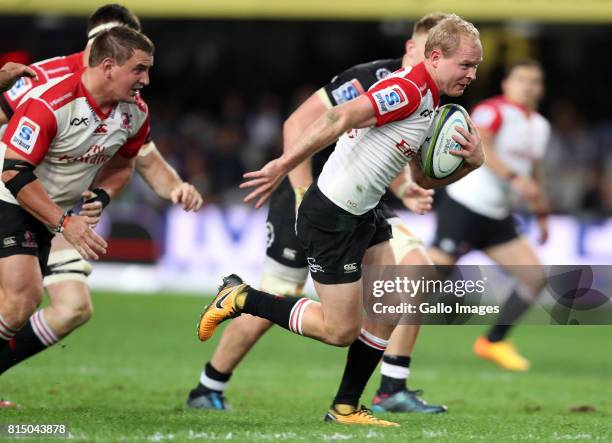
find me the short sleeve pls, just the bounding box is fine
[320,67,371,107]
[1,98,57,165]
[471,104,502,133]
[0,65,45,119]
[117,114,150,158]
[365,77,422,126]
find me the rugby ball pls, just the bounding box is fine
[420,104,470,179]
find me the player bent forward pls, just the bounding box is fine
[0,28,154,371]
[198,15,484,426]
[0,5,202,393]
[187,11,450,414]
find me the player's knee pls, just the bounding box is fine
[325,325,360,347]
[55,298,93,329]
[4,286,43,327]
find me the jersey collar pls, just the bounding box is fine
[78,69,115,120]
[412,62,440,108]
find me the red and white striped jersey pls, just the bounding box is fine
[447,96,550,219]
[0,52,84,118]
[0,71,150,210]
[318,62,439,215]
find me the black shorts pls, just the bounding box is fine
[296,184,392,285]
[431,194,519,258]
[0,200,53,276]
[265,178,308,268]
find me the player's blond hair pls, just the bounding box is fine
[424,14,480,57]
[412,12,451,37]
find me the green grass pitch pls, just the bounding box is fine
[1,292,610,442]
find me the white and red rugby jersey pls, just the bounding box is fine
[0,52,84,118]
[318,62,439,215]
[446,96,550,219]
[0,71,150,210]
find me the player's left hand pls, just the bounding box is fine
[171,182,203,212]
[401,182,434,215]
[450,116,485,169]
[80,191,103,226]
[241,158,289,208]
[0,62,38,92]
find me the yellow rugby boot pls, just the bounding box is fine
[324,404,400,427]
[473,336,530,372]
[197,274,247,341]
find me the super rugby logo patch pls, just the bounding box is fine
[7,77,32,101]
[372,85,408,115]
[10,116,40,154]
[331,79,364,105]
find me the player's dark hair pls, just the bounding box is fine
[87,4,141,37]
[412,12,451,36]
[89,27,154,67]
[504,59,545,79]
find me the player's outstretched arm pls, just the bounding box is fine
[241,95,377,208]
[0,62,38,92]
[135,142,203,211]
[283,91,330,197]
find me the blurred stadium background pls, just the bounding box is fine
[2,1,612,293]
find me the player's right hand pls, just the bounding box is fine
[241,158,289,208]
[0,62,38,92]
[170,182,203,212]
[62,215,107,260]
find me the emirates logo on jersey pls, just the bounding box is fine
[395,139,417,158]
[57,144,110,165]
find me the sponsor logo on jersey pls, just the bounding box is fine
[420,109,434,119]
[10,117,40,154]
[93,123,108,135]
[307,257,324,273]
[70,117,89,127]
[49,92,73,107]
[57,144,110,165]
[375,68,392,80]
[331,79,364,105]
[121,112,132,130]
[343,263,358,273]
[372,85,408,115]
[394,139,417,158]
[7,77,32,101]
